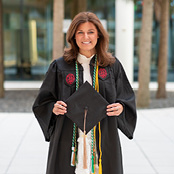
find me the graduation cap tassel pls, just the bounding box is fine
[83,134,87,169]
[83,107,88,169]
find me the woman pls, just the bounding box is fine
[33,12,137,174]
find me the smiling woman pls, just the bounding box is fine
[33,11,137,174]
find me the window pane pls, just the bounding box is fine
[3,0,53,80]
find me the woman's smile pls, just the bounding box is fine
[82,41,91,44]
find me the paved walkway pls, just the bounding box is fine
[0,108,174,174]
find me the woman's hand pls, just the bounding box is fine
[53,101,67,115]
[107,103,123,116]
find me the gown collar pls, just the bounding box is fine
[77,53,95,64]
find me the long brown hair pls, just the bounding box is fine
[63,12,115,66]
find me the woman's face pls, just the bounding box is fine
[75,22,98,57]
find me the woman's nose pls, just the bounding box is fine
[84,33,89,39]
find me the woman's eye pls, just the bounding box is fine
[77,32,83,34]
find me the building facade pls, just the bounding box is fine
[2,0,174,82]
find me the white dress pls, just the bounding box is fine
[75,53,99,174]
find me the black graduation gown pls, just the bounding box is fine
[32,56,137,174]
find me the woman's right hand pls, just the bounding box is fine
[53,101,67,115]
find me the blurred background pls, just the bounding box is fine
[0,0,173,80]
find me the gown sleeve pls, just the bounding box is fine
[113,58,137,139]
[32,60,58,141]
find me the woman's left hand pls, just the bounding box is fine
[107,103,123,116]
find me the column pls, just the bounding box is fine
[115,0,134,83]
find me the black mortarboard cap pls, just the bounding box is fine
[66,81,109,134]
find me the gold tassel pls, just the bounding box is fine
[83,107,88,169]
[83,133,87,169]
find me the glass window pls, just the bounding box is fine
[3,0,53,80]
[3,0,115,80]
